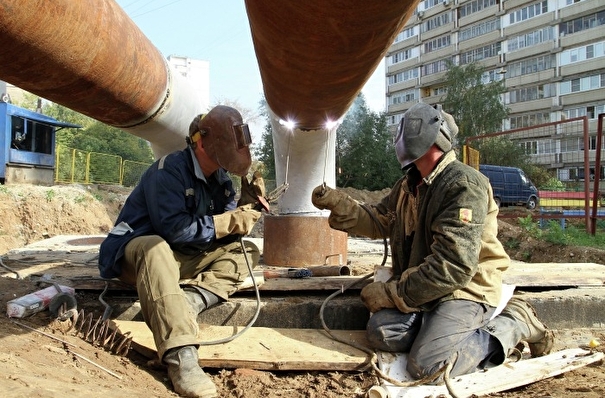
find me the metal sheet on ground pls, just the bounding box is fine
[110,320,372,371]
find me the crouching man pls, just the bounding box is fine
[312,103,554,380]
[99,106,264,397]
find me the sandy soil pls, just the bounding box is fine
[0,183,604,398]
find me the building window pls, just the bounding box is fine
[425,34,451,53]
[390,89,417,105]
[423,59,450,76]
[388,68,419,85]
[389,113,405,127]
[506,54,555,78]
[520,141,538,155]
[460,18,500,42]
[560,40,605,65]
[459,0,498,18]
[565,105,605,119]
[394,26,417,43]
[423,11,452,33]
[389,49,415,65]
[508,84,556,104]
[460,42,501,64]
[509,112,551,129]
[423,0,445,10]
[509,1,548,25]
[507,27,554,52]
[560,11,605,35]
[433,86,448,96]
[560,73,605,94]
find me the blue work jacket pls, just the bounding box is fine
[98,147,236,279]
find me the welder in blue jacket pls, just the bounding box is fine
[99,105,263,398]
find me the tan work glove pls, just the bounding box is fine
[311,185,360,231]
[237,170,266,207]
[213,204,261,239]
[360,281,420,314]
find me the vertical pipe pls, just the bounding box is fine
[269,110,337,214]
[583,116,590,233]
[591,114,604,235]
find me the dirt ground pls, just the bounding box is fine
[0,183,604,398]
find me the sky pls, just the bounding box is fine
[115,0,386,138]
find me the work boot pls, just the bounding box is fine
[164,346,217,397]
[483,297,554,363]
[499,297,554,357]
[182,286,221,317]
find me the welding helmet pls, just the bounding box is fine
[188,105,252,176]
[394,103,456,169]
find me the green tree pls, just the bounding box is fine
[442,61,509,142]
[336,95,401,190]
[253,98,275,181]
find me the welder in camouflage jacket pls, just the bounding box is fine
[312,103,554,380]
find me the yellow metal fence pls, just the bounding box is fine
[55,145,151,187]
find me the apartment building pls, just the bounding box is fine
[385,0,605,182]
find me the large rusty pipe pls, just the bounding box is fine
[0,0,201,156]
[244,0,418,129]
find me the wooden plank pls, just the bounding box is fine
[110,320,372,371]
[376,348,604,398]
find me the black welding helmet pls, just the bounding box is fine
[394,103,455,170]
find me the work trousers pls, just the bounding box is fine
[368,299,503,379]
[118,235,259,359]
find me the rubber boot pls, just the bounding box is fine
[164,346,217,398]
[182,286,221,317]
[483,297,554,362]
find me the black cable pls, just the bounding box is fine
[198,236,262,345]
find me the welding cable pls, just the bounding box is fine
[0,256,22,279]
[318,202,451,388]
[198,235,262,345]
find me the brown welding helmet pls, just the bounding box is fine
[188,105,252,176]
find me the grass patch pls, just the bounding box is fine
[518,215,605,249]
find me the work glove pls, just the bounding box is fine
[361,280,420,314]
[212,204,261,239]
[311,185,360,231]
[237,170,266,207]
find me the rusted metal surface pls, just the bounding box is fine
[263,214,348,267]
[244,0,418,129]
[0,0,167,127]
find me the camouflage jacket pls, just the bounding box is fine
[348,151,510,310]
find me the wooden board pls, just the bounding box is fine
[375,348,604,398]
[110,320,372,371]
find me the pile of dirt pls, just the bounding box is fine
[0,183,604,398]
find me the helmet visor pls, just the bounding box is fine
[394,116,423,169]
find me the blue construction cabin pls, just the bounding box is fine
[0,101,80,184]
